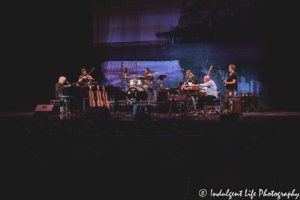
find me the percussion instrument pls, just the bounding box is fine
[136,79,143,85]
[126,87,144,101]
[129,79,135,86]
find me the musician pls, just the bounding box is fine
[184,70,197,84]
[223,64,238,95]
[198,75,218,110]
[182,70,197,111]
[55,76,70,113]
[141,68,154,99]
[78,68,93,83]
[141,68,154,82]
[55,76,66,99]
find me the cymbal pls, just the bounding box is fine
[121,77,132,80]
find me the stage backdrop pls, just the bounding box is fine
[93,0,269,108]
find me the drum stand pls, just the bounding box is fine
[246,103,257,112]
[183,89,192,113]
[167,96,174,117]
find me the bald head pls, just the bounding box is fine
[204,75,212,83]
[59,76,66,84]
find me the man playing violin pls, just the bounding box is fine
[78,68,94,83]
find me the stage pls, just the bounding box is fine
[1,111,300,122]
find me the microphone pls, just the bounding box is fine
[66,81,71,85]
[110,79,114,82]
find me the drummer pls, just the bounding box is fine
[132,68,154,99]
[142,68,154,82]
[132,68,154,85]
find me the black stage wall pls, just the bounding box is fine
[2,0,299,112]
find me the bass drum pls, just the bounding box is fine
[126,87,144,101]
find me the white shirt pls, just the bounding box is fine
[200,80,218,98]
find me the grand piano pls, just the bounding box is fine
[61,83,122,112]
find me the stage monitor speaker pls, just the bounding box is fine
[84,106,110,118]
[34,104,57,115]
[34,104,57,119]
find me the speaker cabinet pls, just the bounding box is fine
[34,104,57,115]
[34,104,57,119]
[232,101,242,113]
[84,106,110,118]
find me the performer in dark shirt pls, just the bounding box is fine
[78,68,94,84]
[55,76,66,99]
[183,70,197,111]
[141,68,154,82]
[223,64,238,95]
[184,70,197,84]
[132,68,155,100]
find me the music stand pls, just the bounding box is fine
[156,75,167,91]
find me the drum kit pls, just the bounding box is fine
[119,72,167,101]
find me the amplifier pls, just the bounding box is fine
[232,101,242,113]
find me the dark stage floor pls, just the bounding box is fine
[1,111,300,122]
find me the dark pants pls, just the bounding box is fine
[57,94,71,112]
[198,95,217,109]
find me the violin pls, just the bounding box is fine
[96,85,103,107]
[79,67,95,82]
[89,85,96,107]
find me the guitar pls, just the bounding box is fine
[88,85,96,107]
[207,65,213,76]
[96,85,103,107]
[214,70,221,81]
[178,70,183,86]
[102,86,109,109]
[221,77,226,87]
